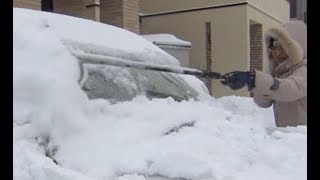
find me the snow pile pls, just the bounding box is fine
[141,34,192,47]
[13,8,306,180]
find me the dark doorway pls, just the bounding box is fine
[290,0,297,18]
[42,0,53,12]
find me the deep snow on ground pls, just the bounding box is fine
[13,8,307,180]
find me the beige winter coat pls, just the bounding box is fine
[251,20,307,127]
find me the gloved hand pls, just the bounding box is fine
[221,70,256,90]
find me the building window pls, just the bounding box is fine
[42,0,53,12]
[290,0,297,18]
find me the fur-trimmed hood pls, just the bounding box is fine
[265,20,307,73]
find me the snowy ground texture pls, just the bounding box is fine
[13,8,307,180]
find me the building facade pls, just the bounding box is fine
[13,0,140,34]
[290,0,307,25]
[140,0,290,97]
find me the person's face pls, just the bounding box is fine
[268,38,289,64]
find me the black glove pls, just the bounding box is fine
[221,70,256,90]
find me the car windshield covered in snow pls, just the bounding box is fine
[82,64,204,102]
[67,29,209,102]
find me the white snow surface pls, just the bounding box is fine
[13,8,306,180]
[141,34,192,47]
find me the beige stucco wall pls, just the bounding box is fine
[141,4,250,97]
[140,0,246,15]
[247,0,290,23]
[141,0,289,98]
[140,0,288,17]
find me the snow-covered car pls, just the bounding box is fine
[14,7,209,103]
[13,8,306,180]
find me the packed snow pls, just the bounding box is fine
[13,8,306,180]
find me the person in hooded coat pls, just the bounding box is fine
[221,20,307,127]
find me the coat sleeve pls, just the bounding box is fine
[251,66,307,102]
[253,94,273,108]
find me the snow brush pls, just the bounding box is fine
[70,51,223,83]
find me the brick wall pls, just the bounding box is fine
[249,24,263,71]
[13,0,41,10]
[100,0,123,28]
[100,0,140,34]
[205,22,213,94]
[123,0,140,34]
[54,0,100,21]
[14,0,139,33]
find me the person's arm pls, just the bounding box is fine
[253,94,273,108]
[252,66,307,102]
